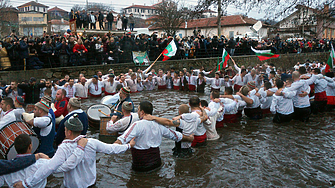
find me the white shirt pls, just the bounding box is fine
[23,135,130,188]
[103,80,119,94]
[88,81,104,95]
[126,79,137,92]
[0,109,16,129]
[270,87,295,115]
[106,113,139,134]
[13,108,25,121]
[33,113,53,136]
[325,77,335,96]
[286,80,311,108]
[144,79,156,91]
[118,119,183,150]
[245,73,260,87]
[191,111,206,136]
[193,69,211,76]
[314,76,327,93]
[259,87,277,109]
[155,75,167,86]
[206,78,224,89]
[173,78,180,86]
[179,113,200,148]
[232,75,246,86]
[187,75,197,86]
[219,98,239,115]
[137,82,144,92]
[64,85,76,99]
[74,83,88,98]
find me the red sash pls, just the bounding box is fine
[315,91,327,101]
[88,93,102,97]
[188,85,196,91]
[158,85,167,89]
[216,120,225,128]
[262,108,271,115]
[327,96,335,105]
[222,114,238,124]
[234,84,242,92]
[104,91,116,95]
[173,86,180,90]
[191,133,207,147]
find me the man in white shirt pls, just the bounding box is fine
[206,72,224,92]
[13,96,25,121]
[88,75,104,97]
[155,70,167,90]
[125,73,137,92]
[103,74,119,95]
[115,101,194,172]
[0,97,16,129]
[16,114,134,188]
[60,78,76,100]
[232,68,247,93]
[270,79,296,123]
[1,134,87,188]
[74,77,88,99]
[245,69,260,88]
[106,102,139,135]
[144,74,156,91]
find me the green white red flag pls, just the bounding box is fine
[325,44,334,73]
[217,49,230,71]
[251,47,279,61]
[162,40,177,61]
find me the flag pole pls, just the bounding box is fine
[144,52,163,74]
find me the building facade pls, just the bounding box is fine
[123,1,162,19]
[17,1,48,36]
[48,6,68,21]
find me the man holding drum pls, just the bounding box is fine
[26,101,55,158]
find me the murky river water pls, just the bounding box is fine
[46,90,335,187]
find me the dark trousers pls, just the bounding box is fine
[90,22,96,29]
[311,100,327,115]
[122,23,127,30]
[273,112,294,123]
[293,107,311,122]
[99,21,104,30]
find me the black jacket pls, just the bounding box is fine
[18,82,46,104]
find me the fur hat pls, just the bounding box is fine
[69,97,81,108]
[65,114,83,132]
[122,101,133,111]
[35,101,50,112]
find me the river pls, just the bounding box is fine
[46,90,335,187]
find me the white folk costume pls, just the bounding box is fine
[63,85,76,99]
[155,75,167,89]
[88,81,104,97]
[22,135,131,188]
[232,74,246,92]
[117,120,183,172]
[103,80,119,95]
[218,98,241,124]
[270,87,296,123]
[144,79,156,91]
[173,78,180,90]
[126,79,137,92]
[206,77,224,91]
[13,108,25,121]
[74,83,88,99]
[0,109,16,129]
[136,81,144,92]
[106,112,139,134]
[245,73,260,88]
[203,101,221,140]
[325,76,335,106]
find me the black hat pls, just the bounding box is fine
[29,77,36,83]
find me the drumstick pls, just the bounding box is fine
[98,109,109,117]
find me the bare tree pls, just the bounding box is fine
[152,1,190,36]
[72,4,84,12]
[192,0,334,38]
[0,0,17,37]
[87,3,113,12]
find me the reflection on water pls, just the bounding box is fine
[47,90,335,187]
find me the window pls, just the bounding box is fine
[21,17,32,21]
[34,27,43,36]
[33,17,44,21]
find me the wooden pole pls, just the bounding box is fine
[229,55,236,65]
[24,58,26,71]
[98,109,108,116]
[145,52,163,74]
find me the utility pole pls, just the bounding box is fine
[217,0,221,36]
[86,0,88,10]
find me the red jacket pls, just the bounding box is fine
[73,44,88,53]
[54,98,69,118]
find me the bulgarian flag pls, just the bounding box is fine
[251,47,280,61]
[325,44,334,73]
[217,48,230,71]
[162,40,177,61]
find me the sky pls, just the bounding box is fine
[8,0,269,20]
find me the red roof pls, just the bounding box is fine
[17,1,49,8]
[49,19,69,25]
[48,6,68,13]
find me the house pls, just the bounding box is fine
[0,7,19,36]
[200,10,218,18]
[274,4,335,39]
[48,6,68,21]
[17,1,49,36]
[123,1,162,19]
[48,19,69,33]
[149,15,269,38]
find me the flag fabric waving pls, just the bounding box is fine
[162,40,177,61]
[251,47,280,61]
[217,49,230,71]
[326,44,334,73]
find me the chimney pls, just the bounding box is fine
[132,3,134,6]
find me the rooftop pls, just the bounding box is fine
[17,1,49,8]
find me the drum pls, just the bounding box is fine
[0,121,39,160]
[87,104,111,129]
[99,116,118,137]
[25,104,35,113]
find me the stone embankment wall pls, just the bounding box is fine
[0,52,328,83]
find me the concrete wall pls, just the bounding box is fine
[0,52,328,83]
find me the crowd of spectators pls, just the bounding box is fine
[0,30,333,71]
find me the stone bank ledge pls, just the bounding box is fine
[0,52,329,83]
